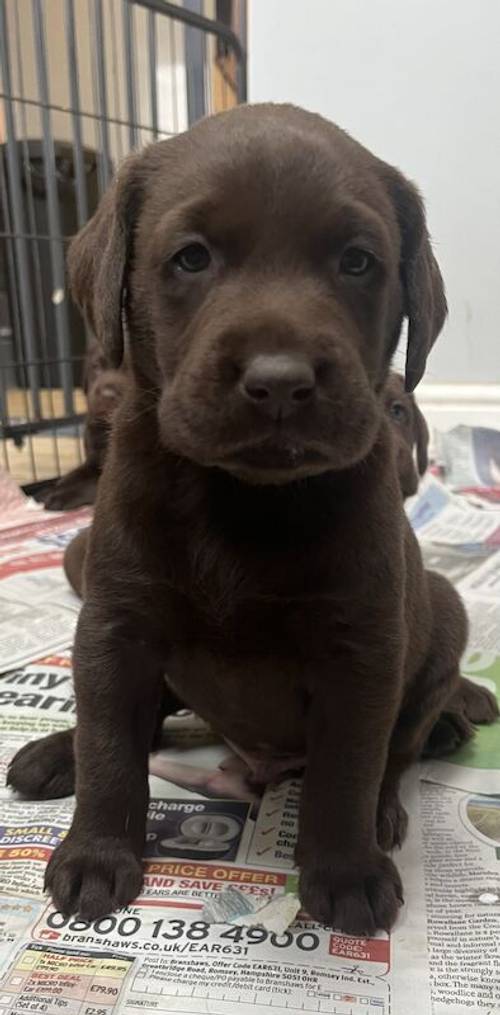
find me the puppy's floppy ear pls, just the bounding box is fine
[385,169,447,393]
[414,401,430,476]
[68,154,142,367]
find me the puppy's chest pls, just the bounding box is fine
[165,639,307,753]
[162,589,349,752]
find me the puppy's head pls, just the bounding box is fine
[69,104,446,485]
[384,371,429,497]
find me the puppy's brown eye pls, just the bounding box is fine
[340,247,374,276]
[390,401,407,422]
[173,243,211,273]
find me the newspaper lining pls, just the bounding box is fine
[0,502,91,672]
[0,455,499,1015]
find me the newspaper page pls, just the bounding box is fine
[14,782,429,1015]
[406,474,500,584]
[422,549,500,795]
[2,468,500,1014]
[410,474,500,1013]
[436,424,500,495]
[0,654,75,804]
[0,658,432,1015]
[421,781,500,1014]
[406,475,500,546]
[0,510,90,671]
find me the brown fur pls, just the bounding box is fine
[43,346,127,512]
[63,529,89,598]
[383,371,429,497]
[45,365,430,514]
[8,104,497,935]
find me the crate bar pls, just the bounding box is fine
[11,0,61,474]
[235,0,246,104]
[0,2,41,416]
[18,360,38,481]
[123,1,138,148]
[204,29,213,116]
[64,0,93,406]
[91,0,111,192]
[64,0,89,227]
[0,228,69,243]
[31,0,74,414]
[0,90,174,138]
[0,159,22,422]
[168,18,179,134]
[1,412,86,441]
[147,9,159,138]
[184,0,206,125]
[132,0,246,86]
[109,0,125,163]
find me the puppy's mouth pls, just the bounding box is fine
[216,441,331,484]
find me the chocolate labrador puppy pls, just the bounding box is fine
[35,370,491,788]
[384,371,429,497]
[43,341,127,511]
[8,104,496,934]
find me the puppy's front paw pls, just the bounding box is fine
[45,833,143,920]
[299,851,403,936]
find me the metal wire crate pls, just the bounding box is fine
[0,0,246,492]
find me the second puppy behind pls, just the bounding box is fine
[43,339,127,511]
[384,371,429,498]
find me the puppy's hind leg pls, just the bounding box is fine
[8,729,76,800]
[64,528,90,598]
[377,571,467,851]
[425,675,499,758]
[459,675,499,724]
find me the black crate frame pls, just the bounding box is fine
[0,0,246,491]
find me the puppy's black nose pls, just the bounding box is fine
[241,354,315,420]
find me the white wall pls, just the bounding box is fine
[249,0,500,386]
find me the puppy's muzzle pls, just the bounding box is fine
[240,353,316,422]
